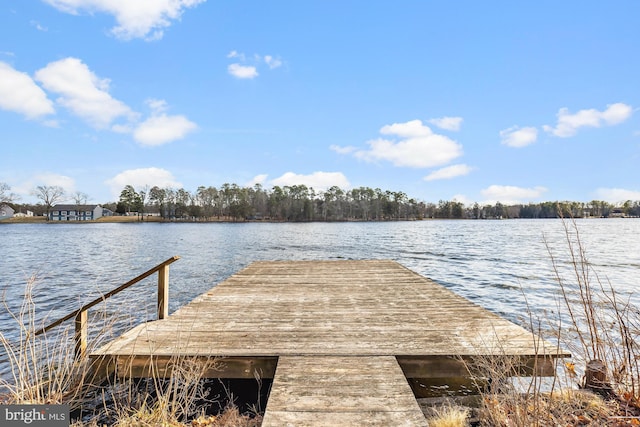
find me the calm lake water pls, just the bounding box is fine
[1,219,639,348]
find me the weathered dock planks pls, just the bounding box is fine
[262,356,427,426]
[91,260,568,424]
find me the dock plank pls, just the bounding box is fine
[262,356,427,427]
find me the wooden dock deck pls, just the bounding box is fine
[92,260,568,425]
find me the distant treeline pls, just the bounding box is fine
[105,184,640,221]
[7,183,639,221]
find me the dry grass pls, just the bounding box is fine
[0,276,263,426]
[425,403,470,427]
[94,215,164,223]
[102,402,259,427]
[0,275,96,407]
[1,216,47,223]
[478,389,615,426]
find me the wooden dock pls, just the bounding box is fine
[91,260,568,426]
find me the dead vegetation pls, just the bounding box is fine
[0,276,263,426]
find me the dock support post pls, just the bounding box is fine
[584,359,614,398]
[74,310,87,358]
[158,264,170,319]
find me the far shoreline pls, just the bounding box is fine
[0,215,624,225]
[1,216,433,224]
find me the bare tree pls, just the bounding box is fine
[72,191,89,205]
[1,182,18,203]
[32,185,66,220]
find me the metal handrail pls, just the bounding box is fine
[35,255,180,357]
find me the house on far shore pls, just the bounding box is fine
[610,208,627,218]
[13,209,34,218]
[49,204,112,221]
[0,203,15,220]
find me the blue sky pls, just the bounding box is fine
[1,1,639,206]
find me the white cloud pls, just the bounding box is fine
[0,62,55,119]
[481,185,547,205]
[228,63,258,79]
[36,173,76,192]
[330,144,357,155]
[270,171,350,191]
[543,103,633,137]
[600,103,632,125]
[0,51,15,57]
[43,0,206,41]
[43,119,60,128]
[428,116,463,131]
[264,55,283,69]
[30,20,48,31]
[105,168,182,199]
[354,119,463,168]
[380,119,432,138]
[500,126,538,148]
[133,114,197,146]
[246,174,269,187]
[146,98,169,114]
[111,124,132,133]
[451,194,472,206]
[14,173,76,200]
[424,164,472,181]
[226,51,284,78]
[593,188,640,204]
[35,57,135,129]
[32,59,193,144]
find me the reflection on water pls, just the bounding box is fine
[1,219,639,343]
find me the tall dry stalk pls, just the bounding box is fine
[0,275,104,410]
[469,216,640,425]
[466,348,553,426]
[468,291,618,425]
[545,217,640,403]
